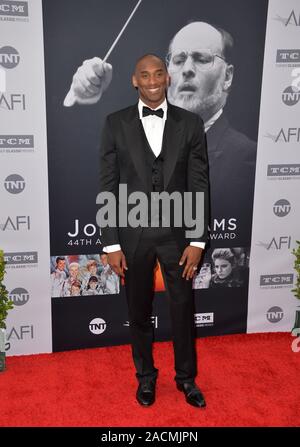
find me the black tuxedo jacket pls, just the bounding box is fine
[98,102,209,260]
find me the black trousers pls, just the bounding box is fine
[124,227,197,385]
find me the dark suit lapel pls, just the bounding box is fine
[121,104,149,190]
[162,103,184,189]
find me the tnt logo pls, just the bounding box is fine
[0,46,20,92]
[282,86,300,106]
[9,287,29,306]
[266,306,284,323]
[0,46,20,69]
[4,174,25,194]
[273,199,291,217]
[89,318,106,335]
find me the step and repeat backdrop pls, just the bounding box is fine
[1,0,299,356]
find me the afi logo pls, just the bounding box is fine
[7,325,34,340]
[258,236,291,250]
[285,10,300,26]
[0,94,26,110]
[0,216,30,231]
[268,236,291,250]
[275,128,300,143]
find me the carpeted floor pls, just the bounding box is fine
[0,332,299,427]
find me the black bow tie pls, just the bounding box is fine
[142,106,164,118]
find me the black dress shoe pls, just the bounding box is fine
[177,382,206,408]
[136,380,156,406]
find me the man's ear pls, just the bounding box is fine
[224,64,234,92]
[132,74,138,89]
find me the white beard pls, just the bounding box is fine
[167,85,224,119]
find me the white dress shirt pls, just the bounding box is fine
[103,98,205,253]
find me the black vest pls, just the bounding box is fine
[140,124,168,225]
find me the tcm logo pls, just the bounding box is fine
[260,274,293,287]
[276,49,300,64]
[4,174,25,194]
[257,236,291,251]
[0,135,34,148]
[0,216,30,231]
[123,316,158,328]
[194,312,214,327]
[266,307,284,323]
[273,199,291,217]
[89,318,106,335]
[9,287,29,306]
[0,1,28,17]
[4,251,38,265]
[267,164,300,177]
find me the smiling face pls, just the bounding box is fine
[69,264,79,279]
[132,55,170,108]
[167,22,233,122]
[57,259,65,271]
[88,265,97,275]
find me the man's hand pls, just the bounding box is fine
[107,250,128,278]
[64,57,113,106]
[179,246,203,280]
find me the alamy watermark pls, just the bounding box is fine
[96,184,205,238]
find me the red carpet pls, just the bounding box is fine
[0,333,299,427]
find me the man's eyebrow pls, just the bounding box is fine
[139,68,164,74]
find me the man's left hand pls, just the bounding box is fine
[179,246,203,280]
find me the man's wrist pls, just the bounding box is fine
[190,242,205,249]
[102,244,121,253]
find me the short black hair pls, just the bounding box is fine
[134,53,168,73]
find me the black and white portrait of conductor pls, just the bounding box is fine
[64,20,257,245]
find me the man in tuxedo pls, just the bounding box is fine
[65,21,256,247]
[166,22,256,246]
[97,54,209,407]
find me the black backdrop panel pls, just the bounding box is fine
[43,0,268,352]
